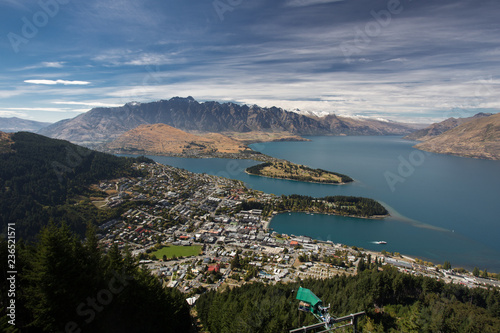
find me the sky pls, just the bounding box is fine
[0,0,499,124]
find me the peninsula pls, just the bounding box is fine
[246,161,353,184]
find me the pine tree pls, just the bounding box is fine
[24,223,90,331]
[231,252,241,269]
[357,258,366,272]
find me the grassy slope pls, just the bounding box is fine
[104,123,249,154]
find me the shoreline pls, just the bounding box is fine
[111,150,279,162]
[270,210,390,221]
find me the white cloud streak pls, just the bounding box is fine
[3,107,78,113]
[52,101,123,107]
[24,80,91,86]
[0,111,28,118]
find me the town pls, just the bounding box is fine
[95,162,500,303]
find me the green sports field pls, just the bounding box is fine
[153,245,202,259]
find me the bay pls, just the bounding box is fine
[124,136,500,271]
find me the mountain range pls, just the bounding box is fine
[0,117,51,132]
[403,113,492,141]
[38,97,416,145]
[414,113,500,160]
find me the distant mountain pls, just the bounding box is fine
[292,108,332,118]
[39,97,415,144]
[403,113,492,141]
[321,114,417,136]
[102,123,250,156]
[0,116,51,132]
[414,113,500,160]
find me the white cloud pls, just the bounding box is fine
[52,101,123,107]
[384,58,408,63]
[0,110,28,118]
[92,50,182,67]
[3,107,75,113]
[0,90,25,99]
[14,62,66,71]
[24,80,91,85]
[41,62,65,68]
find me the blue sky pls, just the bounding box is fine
[1,0,499,123]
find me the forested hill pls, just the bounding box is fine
[197,267,500,332]
[0,131,151,240]
[242,194,388,218]
[0,223,191,332]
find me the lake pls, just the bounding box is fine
[128,136,500,271]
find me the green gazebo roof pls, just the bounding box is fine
[296,287,322,308]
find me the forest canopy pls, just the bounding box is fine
[197,267,500,333]
[0,223,191,332]
[0,132,152,240]
[241,194,388,217]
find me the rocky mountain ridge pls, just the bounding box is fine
[403,113,492,141]
[414,113,500,160]
[38,97,415,144]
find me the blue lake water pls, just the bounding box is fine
[125,136,500,271]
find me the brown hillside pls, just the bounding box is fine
[415,113,500,160]
[404,113,492,141]
[0,131,14,153]
[103,124,249,155]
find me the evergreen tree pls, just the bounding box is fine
[357,258,366,272]
[231,252,241,269]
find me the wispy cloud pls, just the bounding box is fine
[1,0,499,123]
[14,62,66,71]
[92,50,183,67]
[41,62,65,68]
[52,101,123,107]
[0,110,28,118]
[3,107,77,113]
[24,80,91,86]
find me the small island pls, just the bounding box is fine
[246,161,353,184]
